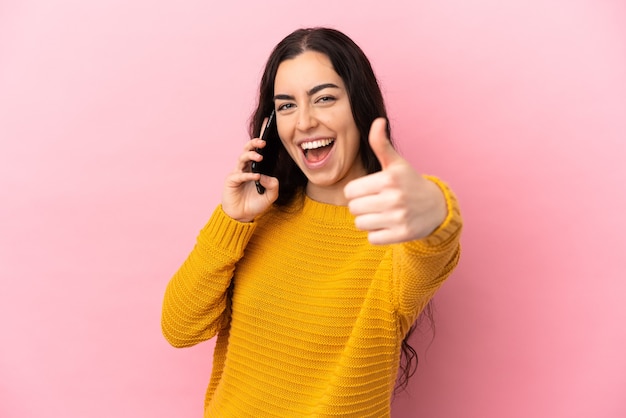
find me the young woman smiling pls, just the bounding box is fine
[162,27,462,418]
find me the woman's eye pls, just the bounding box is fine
[277,103,294,111]
[317,96,335,104]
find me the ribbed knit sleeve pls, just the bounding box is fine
[161,205,257,348]
[393,176,463,332]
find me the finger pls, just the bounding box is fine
[225,171,261,187]
[347,194,392,216]
[354,216,410,245]
[257,174,279,193]
[237,138,267,171]
[367,228,405,246]
[369,117,402,170]
[237,149,263,172]
[353,213,389,232]
[344,171,392,200]
[244,137,267,152]
[354,215,408,245]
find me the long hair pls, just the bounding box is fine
[396,303,436,393]
[249,27,430,391]
[249,27,390,206]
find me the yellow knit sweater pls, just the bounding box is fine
[162,177,462,417]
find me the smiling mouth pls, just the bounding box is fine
[301,138,335,162]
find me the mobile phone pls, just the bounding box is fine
[251,110,278,194]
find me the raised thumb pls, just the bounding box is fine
[369,117,400,169]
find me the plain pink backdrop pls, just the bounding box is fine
[1,1,625,417]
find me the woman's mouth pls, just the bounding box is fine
[301,138,335,163]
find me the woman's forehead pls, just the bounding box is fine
[274,51,344,92]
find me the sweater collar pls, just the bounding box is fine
[299,193,354,224]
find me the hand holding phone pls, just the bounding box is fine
[251,110,278,194]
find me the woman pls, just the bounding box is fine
[162,27,462,417]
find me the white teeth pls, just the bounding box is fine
[300,139,334,150]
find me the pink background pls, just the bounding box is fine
[1,1,625,417]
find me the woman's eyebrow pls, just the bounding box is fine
[307,83,339,96]
[273,83,340,101]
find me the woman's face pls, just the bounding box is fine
[273,50,366,205]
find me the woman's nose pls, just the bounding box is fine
[296,106,318,131]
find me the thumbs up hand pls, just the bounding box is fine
[344,118,447,245]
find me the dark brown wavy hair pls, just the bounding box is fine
[249,27,389,206]
[249,27,433,391]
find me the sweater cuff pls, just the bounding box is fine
[418,175,463,248]
[198,205,257,257]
